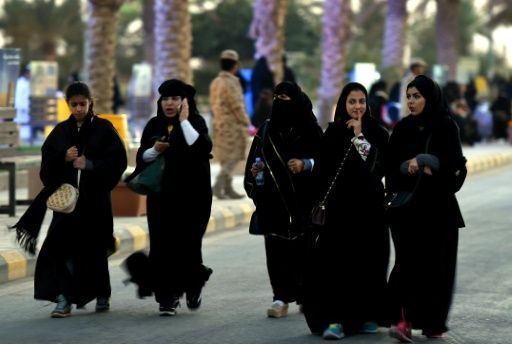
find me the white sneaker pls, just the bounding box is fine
[267,300,288,318]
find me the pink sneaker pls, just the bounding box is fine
[389,321,413,343]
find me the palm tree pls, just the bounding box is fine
[153,0,192,93]
[85,0,125,114]
[249,0,288,84]
[317,0,352,128]
[381,0,407,83]
[143,0,155,65]
[435,0,460,80]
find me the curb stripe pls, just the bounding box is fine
[217,207,236,229]
[0,250,27,281]
[124,225,147,251]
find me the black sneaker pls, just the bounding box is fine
[186,267,213,310]
[51,294,72,318]
[95,297,110,312]
[159,297,180,316]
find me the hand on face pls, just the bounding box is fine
[346,112,363,136]
[179,98,189,122]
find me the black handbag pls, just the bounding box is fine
[383,190,415,209]
[249,211,263,235]
[311,145,353,226]
[383,133,432,211]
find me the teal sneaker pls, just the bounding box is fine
[322,323,344,340]
[360,321,378,334]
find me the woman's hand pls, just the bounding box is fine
[154,139,170,153]
[346,113,363,136]
[251,161,265,177]
[65,146,78,162]
[72,155,86,170]
[179,98,189,122]
[407,158,420,174]
[287,158,304,174]
[423,165,433,175]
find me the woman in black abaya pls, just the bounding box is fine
[125,79,213,316]
[302,82,390,339]
[385,75,466,342]
[12,82,127,317]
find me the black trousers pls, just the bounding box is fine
[264,234,307,304]
[147,192,210,304]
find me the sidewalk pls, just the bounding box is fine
[1,141,512,285]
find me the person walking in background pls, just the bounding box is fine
[385,75,466,342]
[490,88,511,141]
[369,79,390,129]
[14,64,31,144]
[11,81,127,318]
[302,82,389,340]
[125,79,213,316]
[400,58,427,119]
[244,81,323,319]
[209,49,250,199]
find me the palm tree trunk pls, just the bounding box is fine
[143,0,155,65]
[317,0,352,128]
[249,0,288,85]
[85,0,124,114]
[381,0,407,83]
[153,0,192,93]
[436,0,460,80]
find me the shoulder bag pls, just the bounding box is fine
[47,170,80,213]
[311,145,353,226]
[127,155,165,195]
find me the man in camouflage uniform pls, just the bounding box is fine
[209,50,250,199]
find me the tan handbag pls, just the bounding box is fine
[46,171,80,213]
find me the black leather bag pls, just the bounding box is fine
[310,146,352,227]
[310,203,326,226]
[383,191,414,210]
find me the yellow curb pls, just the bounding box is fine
[239,203,254,224]
[124,225,147,251]
[217,207,236,229]
[467,152,512,175]
[207,216,216,233]
[0,250,27,281]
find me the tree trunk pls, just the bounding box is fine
[249,0,288,85]
[143,0,155,65]
[436,0,460,80]
[85,0,124,114]
[317,0,352,128]
[153,0,192,94]
[381,0,407,84]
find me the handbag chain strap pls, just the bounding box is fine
[318,144,353,207]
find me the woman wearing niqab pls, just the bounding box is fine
[244,81,323,318]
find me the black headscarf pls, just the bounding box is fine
[156,79,199,126]
[333,82,372,123]
[406,74,452,130]
[270,81,317,131]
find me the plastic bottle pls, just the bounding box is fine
[255,157,265,186]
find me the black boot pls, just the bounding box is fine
[212,176,227,199]
[51,294,71,318]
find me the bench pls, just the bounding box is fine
[0,107,42,216]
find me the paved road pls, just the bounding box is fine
[0,166,511,344]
